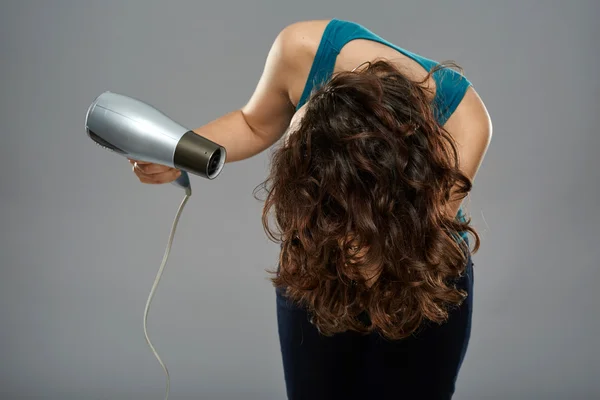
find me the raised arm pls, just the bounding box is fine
[190,25,303,163]
[130,24,310,183]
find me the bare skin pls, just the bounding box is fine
[131,19,492,220]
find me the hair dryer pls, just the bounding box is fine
[85,91,227,400]
[85,91,227,195]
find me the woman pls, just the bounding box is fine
[130,19,492,400]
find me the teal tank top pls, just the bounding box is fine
[296,19,470,242]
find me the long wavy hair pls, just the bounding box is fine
[254,59,480,340]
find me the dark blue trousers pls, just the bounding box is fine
[276,256,473,400]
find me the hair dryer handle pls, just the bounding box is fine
[172,171,192,196]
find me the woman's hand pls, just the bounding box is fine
[128,159,181,184]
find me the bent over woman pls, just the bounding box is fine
[130,18,492,400]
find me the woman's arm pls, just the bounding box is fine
[191,25,305,163]
[443,86,493,217]
[130,23,319,184]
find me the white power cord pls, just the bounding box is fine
[143,192,191,400]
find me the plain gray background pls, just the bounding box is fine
[1,0,598,399]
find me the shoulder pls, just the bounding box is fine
[272,20,330,68]
[270,20,332,104]
[276,20,331,50]
[447,86,492,134]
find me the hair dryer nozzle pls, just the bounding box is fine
[174,132,226,180]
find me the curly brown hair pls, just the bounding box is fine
[254,59,480,340]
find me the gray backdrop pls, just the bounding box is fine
[1,0,598,399]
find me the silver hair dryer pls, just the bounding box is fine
[85,91,228,400]
[85,91,227,195]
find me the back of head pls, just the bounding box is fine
[255,59,479,340]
